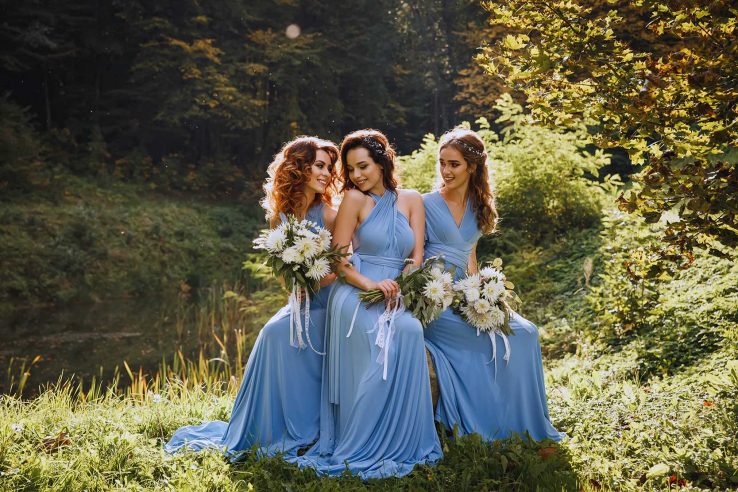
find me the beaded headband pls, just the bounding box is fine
[444,138,485,158]
[361,137,387,156]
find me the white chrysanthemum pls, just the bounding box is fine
[296,221,316,237]
[294,236,319,259]
[467,274,482,287]
[306,257,331,280]
[482,280,505,302]
[473,297,491,314]
[264,228,287,252]
[281,246,301,264]
[479,267,505,283]
[317,228,332,252]
[465,287,481,302]
[489,305,506,326]
[423,279,446,303]
[440,271,453,285]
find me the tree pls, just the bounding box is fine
[479,0,738,258]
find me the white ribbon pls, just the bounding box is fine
[288,280,324,354]
[346,302,361,339]
[370,295,405,381]
[484,329,511,379]
[288,282,305,349]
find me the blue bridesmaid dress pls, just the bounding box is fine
[423,191,564,442]
[294,191,442,479]
[164,202,330,458]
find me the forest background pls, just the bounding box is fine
[1,1,737,490]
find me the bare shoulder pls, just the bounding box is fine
[397,188,423,206]
[342,188,368,207]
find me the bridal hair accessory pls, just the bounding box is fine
[449,139,484,158]
[361,137,386,156]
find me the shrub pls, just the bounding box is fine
[491,94,615,243]
[0,94,47,196]
[398,95,616,244]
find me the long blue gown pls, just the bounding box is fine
[293,191,442,479]
[423,191,564,442]
[164,202,330,458]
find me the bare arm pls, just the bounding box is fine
[332,190,399,297]
[401,190,425,272]
[468,243,479,275]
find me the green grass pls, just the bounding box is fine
[0,175,265,311]
[2,201,737,490]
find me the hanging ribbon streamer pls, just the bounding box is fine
[288,280,306,350]
[370,294,405,381]
[346,303,360,339]
[287,280,325,354]
[484,329,511,379]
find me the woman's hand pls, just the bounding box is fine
[368,278,400,299]
[319,272,337,288]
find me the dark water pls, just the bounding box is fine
[0,296,252,395]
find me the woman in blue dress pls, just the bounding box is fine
[423,128,564,442]
[164,136,340,459]
[294,129,442,479]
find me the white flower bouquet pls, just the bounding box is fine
[252,216,347,351]
[358,256,453,327]
[452,258,520,367]
[355,256,453,380]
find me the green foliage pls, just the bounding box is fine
[3,198,738,490]
[0,177,264,307]
[481,0,738,254]
[586,209,738,378]
[398,133,439,193]
[399,96,616,244]
[0,95,47,195]
[491,95,617,243]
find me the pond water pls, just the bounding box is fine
[0,295,265,395]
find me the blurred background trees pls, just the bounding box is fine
[0,0,494,197]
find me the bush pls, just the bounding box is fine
[398,95,616,243]
[491,94,615,243]
[0,94,47,196]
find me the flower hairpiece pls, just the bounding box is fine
[361,137,386,156]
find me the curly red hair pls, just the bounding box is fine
[261,136,339,222]
[438,128,498,235]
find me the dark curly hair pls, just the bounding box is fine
[339,129,397,192]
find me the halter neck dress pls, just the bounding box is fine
[164,201,330,458]
[293,191,442,479]
[423,191,564,442]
